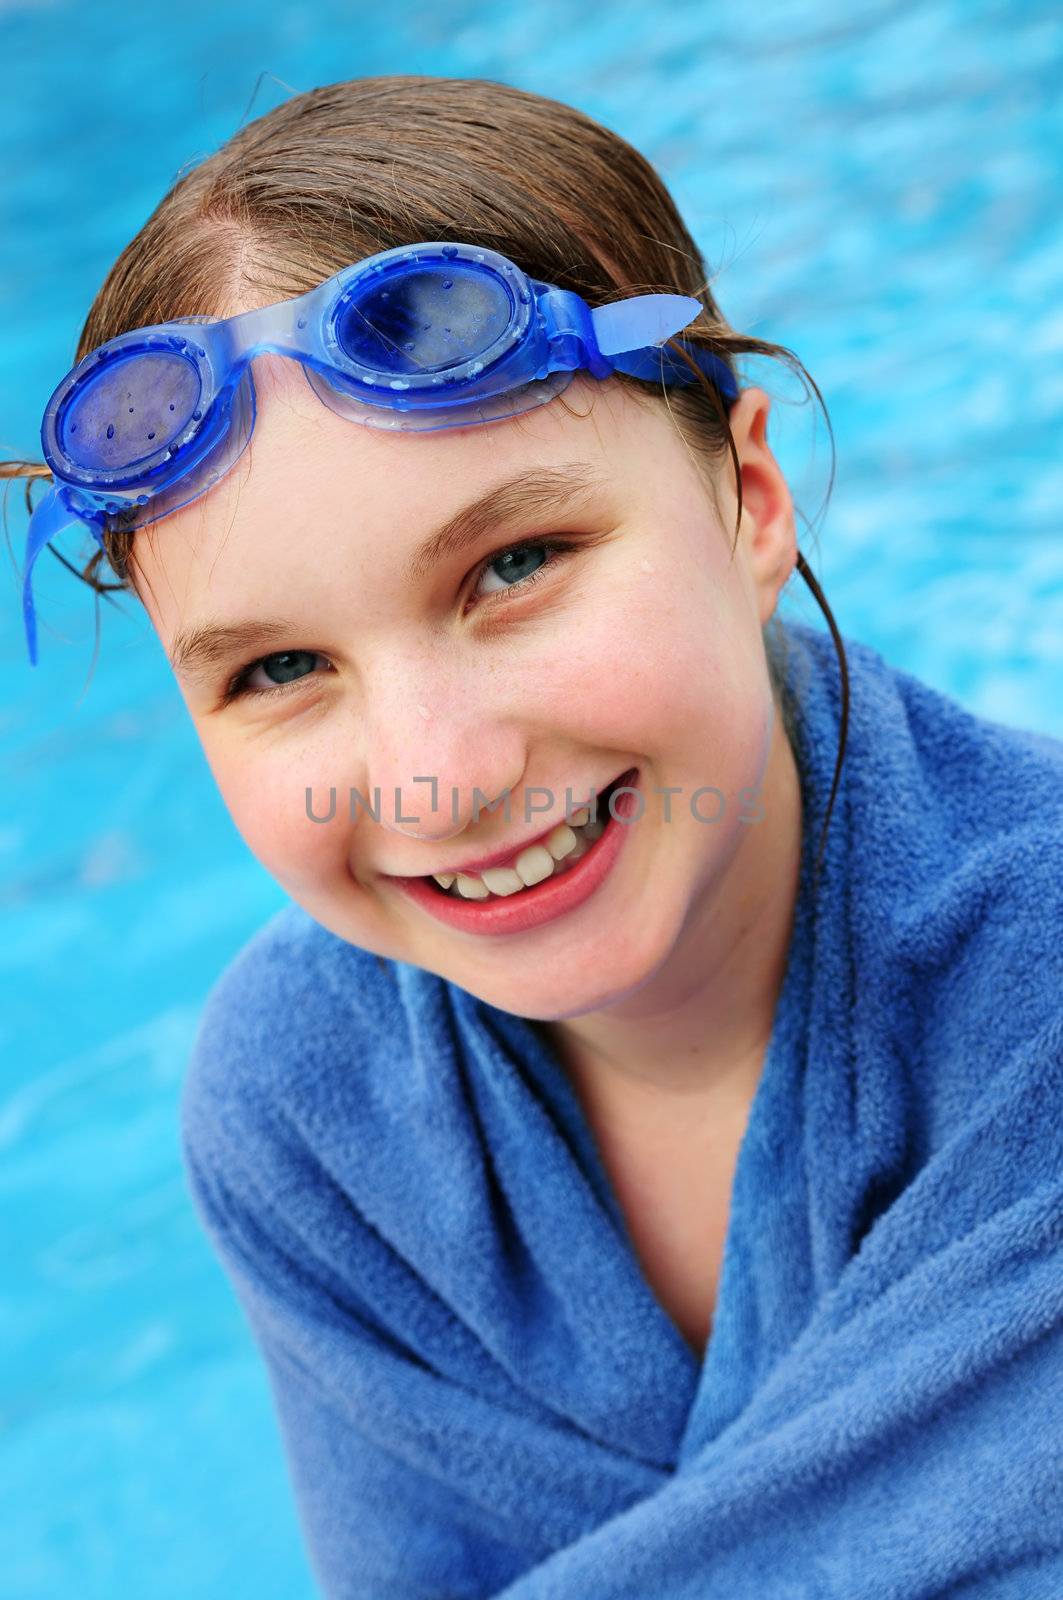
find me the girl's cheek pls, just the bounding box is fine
[599,570,772,795]
[574,573,732,734]
[206,745,346,884]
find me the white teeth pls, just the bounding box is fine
[430,791,617,902]
[479,865,524,896]
[454,873,490,899]
[513,844,556,887]
[545,822,579,861]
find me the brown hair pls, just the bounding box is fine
[2,73,848,892]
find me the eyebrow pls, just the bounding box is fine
[168,461,607,683]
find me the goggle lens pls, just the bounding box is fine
[333,261,513,376]
[58,349,202,475]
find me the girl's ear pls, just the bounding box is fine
[728,387,798,623]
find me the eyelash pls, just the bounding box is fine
[220,536,580,704]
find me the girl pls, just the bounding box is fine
[8,75,1063,1600]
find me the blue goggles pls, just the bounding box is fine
[22,238,739,665]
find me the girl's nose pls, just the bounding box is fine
[361,691,528,847]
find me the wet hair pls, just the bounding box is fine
[2,73,847,895]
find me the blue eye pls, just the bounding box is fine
[224,648,330,702]
[472,537,573,602]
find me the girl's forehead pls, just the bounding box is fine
[136,365,665,588]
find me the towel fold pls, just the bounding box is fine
[181,619,1063,1599]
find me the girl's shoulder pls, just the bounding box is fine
[787,622,1063,1086]
[179,903,431,1180]
[788,618,1063,880]
[176,907,527,1344]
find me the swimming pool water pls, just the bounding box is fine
[1,2,1060,1594]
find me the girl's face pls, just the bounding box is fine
[134,354,798,1023]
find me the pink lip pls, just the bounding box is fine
[388,768,641,938]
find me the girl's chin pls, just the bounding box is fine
[435,927,668,1017]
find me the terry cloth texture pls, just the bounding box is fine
[180,619,1063,1599]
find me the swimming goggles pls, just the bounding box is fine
[21,238,739,665]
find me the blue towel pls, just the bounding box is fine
[180,618,1063,1599]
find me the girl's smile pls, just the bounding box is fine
[384,766,641,937]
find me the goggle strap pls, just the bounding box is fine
[590,293,703,356]
[22,485,101,667]
[609,339,740,400]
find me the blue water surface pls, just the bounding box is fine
[1,2,1060,1595]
